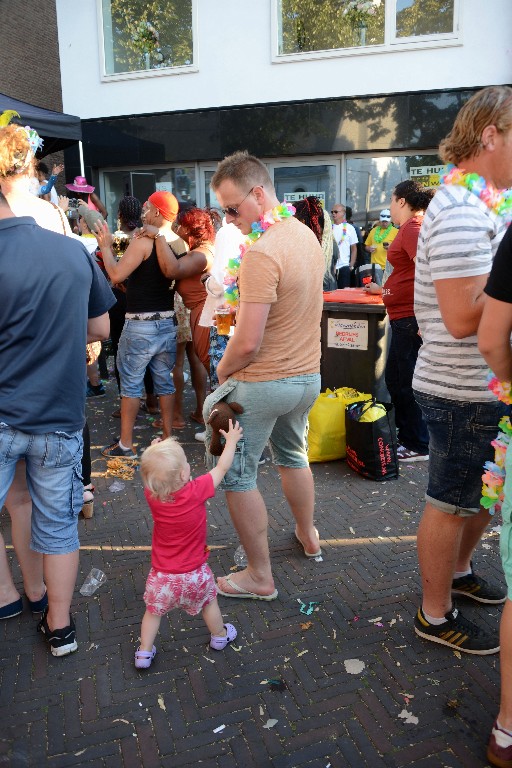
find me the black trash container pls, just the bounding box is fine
[321,292,389,401]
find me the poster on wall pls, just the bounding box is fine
[284,191,326,203]
[156,182,174,193]
[327,318,368,350]
[409,165,446,188]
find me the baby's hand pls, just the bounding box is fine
[219,419,243,445]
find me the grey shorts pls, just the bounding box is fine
[204,374,321,492]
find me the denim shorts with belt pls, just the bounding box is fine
[117,313,177,398]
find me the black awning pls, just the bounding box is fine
[0,93,82,157]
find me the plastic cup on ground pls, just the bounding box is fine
[234,545,248,568]
[80,568,107,596]
[215,308,232,336]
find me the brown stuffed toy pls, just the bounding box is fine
[207,401,244,456]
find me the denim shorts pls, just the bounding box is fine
[414,391,508,516]
[204,374,321,492]
[117,319,177,398]
[0,424,83,554]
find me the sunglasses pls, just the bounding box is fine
[221,187,255,218]
[331,209,344,215]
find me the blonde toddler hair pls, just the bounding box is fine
[140,438,187,502]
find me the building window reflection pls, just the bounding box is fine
[276,0,456,56]
[103,167,196,224]
[395,0,455,38]
[346,153,443,228]
[101,0,194,76]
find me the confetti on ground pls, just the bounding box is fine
[297,599,318,615]
[213,725,225,733]
[231,645,242,652]
[300,621,313,630]
[203,656,215,664]
[368,617,382,623]
[349,527,355,535]
[333,629,337,639]
[389,619,396,626]
[314,555,324,562]
[106,458,137,479]
[112,719,130,724]
[344,659,365,675]
[263,719,278,729]
[398,709,419,724]
[158,695,166,711]
[453,650,461,659]
[86,642,99,652]
[74,750,86,756]
[259,706,264,716]
[482,543,492,549]
[491,525,502,533]
[297,650,308,657]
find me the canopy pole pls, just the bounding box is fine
[78,141,85,176]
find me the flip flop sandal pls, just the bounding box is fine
[294,527,322,558]
[134,645,157,669]
[210,622,237,650]
[189,412,205,425]
[140,402,159,415]
[216,574,278,601]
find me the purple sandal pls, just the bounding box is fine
[134,645,157,669]
[210,623,237,650]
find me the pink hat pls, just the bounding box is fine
[65,175,95,193]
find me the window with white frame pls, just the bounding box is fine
[276,0,456,56]
[101,0,194,76]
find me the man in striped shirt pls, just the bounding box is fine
[412,86,512,655]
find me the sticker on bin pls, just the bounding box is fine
[327,318,368,350]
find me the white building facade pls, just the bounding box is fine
[56,0,512,224]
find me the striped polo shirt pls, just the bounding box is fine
[413,184,506,402]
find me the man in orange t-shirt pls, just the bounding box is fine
[205,151,324,601]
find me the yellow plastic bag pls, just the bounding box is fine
[359,404,386,422]
[307,388,371,462]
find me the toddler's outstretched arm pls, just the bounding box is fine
[209,420,243,488]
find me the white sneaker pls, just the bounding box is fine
[194,431,206,442]
[397,445,429,462]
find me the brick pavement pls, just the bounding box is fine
[0,376,504,767]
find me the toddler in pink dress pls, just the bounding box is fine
[135,420,243,668]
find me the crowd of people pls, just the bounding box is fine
[1,85,512,766]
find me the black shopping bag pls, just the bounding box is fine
[345,400,399,481]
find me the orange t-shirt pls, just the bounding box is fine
[233,216,324,382]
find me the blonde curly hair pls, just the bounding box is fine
[0,125,32,177]
[140,438,188,501]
